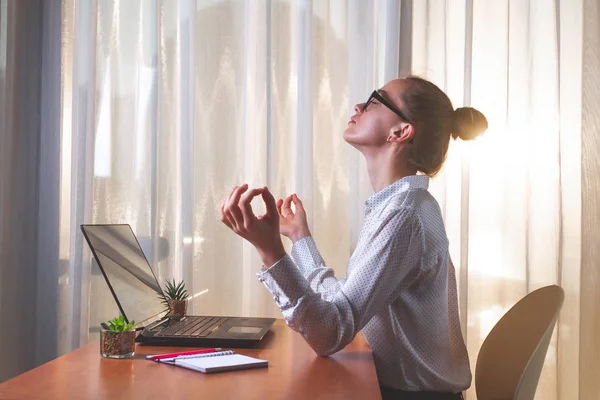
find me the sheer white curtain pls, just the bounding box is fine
[10,0,591,398]
[58,0,403,349]
[410,1,583,399]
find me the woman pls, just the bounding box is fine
[220,76,487,400]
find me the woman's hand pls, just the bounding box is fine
[276,194,311,243]
[220,184,286,267]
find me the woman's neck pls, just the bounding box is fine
[364,151,417,193]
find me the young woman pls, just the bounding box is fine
[220,76,488,400]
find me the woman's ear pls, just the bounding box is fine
[388,123,414,144]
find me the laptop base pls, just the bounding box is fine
[136,316,276,348]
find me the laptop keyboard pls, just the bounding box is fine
[156,316,229,337]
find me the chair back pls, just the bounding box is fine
[475,285,564,400]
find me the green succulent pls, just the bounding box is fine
[160,279,188,308]
[101,315,135,333]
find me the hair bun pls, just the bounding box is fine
[451,107,488,141]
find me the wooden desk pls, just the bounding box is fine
[0,320,381,399]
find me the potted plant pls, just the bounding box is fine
[100,315,136,359]
[161,279,189,319]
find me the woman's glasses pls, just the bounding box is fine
[362,91,413,143]
[362,91,411,123]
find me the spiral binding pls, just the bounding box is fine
[175,350,234,360]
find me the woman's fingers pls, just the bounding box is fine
[225,184,248,230]
[292,194,304,213]
[220,194,234,229]
[223,186,237,210]
[283,195,294,218]
[225,185,239,207]
[239,188,265,228]
[227,184,248,209]
[222,185,281,233]
[261,187,279,219]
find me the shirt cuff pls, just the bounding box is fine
[290,236,326,276]
[256,254,310,309]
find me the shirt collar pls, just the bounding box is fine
[365,175,430,210]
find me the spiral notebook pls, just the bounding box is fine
[159,350,268,373]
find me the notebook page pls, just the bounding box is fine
[175,353,268,373]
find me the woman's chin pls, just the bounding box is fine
[342,128,354,143]
[342,133,360,150]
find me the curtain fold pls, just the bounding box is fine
[56,0,406,334]
[580,0,600,397]
[0,1,597,398]
[0,0,46,383]
[59,0,392,340]
[412,1,583,398]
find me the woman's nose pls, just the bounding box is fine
[354,103,364,114]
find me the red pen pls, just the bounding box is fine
[146,347,223,361]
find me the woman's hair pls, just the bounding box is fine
[398,75,488,176]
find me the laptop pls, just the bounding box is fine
[81,224,275,347]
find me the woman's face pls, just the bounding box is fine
[343,79,406,150]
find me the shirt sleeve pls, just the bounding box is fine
[288,236,343,302]
[256,208,423,356]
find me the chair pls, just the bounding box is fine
[475,285,565,400]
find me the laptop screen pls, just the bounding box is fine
[82,225,168,327]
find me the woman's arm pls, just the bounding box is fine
[221,184,423,356]
[258,208,423,356]
[276,194,342,301]
[287,237,342,302]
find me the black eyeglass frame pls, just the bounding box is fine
[363,91,412,123]
[362,90,413,143]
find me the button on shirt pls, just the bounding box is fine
[257,175,471,392]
